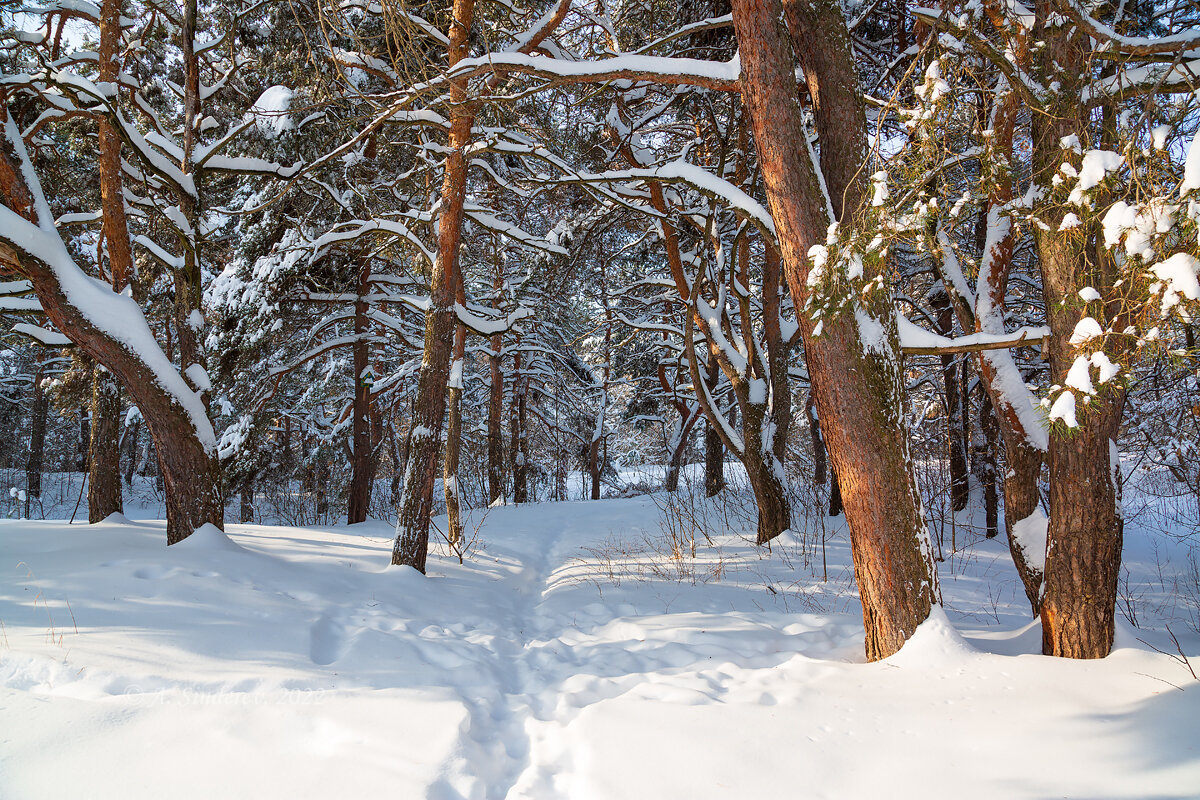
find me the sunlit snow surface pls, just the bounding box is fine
[2,489,1198,799]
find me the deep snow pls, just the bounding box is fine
[1,488,1199,799]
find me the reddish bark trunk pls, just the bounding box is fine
[0,112,222,546]
[730,0,937,659]
[392,0,476,571]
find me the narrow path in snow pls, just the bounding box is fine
[425,504,576,800]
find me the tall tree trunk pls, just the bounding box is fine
[123,417,140,486]
[88,366,122,521]
[732,0,938,659]
[391,0,476,572]
[1029,20,1126,657]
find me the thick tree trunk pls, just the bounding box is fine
[1035,228,1126,656]
[1040,394,1124,658]
[88,366,123,521]
[0,114,223,545]
[391,0,476,571]
[731,0,937,659]
[1029,21,1126,657]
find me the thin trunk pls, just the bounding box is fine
[806,393,826,486]
[704,356,726,497]
[665,410,699,493]
[26,366,46,499]
[78,406,89,473]
[931,290,969,511]
[239,479,254,523]
[977,390,1000,539]
[487,273,506,505]
[348,265,375,524]
[510,349,529,504]
[123,417,140,486]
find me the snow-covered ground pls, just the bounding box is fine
[2,486,1199,799]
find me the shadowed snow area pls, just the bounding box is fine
[1,497,1198,798]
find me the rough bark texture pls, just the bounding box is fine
[239,477,255,523]
[1029,17,1126,658]
[730,0,937,659]
[0,113,222,546]
[391,0,476,571]
[88,366,123,521]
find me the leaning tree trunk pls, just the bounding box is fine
[0,114,222,545]
[664,409,699,493]
[732,0,938,659]
[88,366,123,521]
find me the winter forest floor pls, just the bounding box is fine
[2,477,1200,799]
